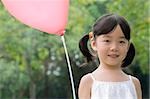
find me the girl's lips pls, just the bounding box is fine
[108,54,119,58]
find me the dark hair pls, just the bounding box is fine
[79,13,135,67]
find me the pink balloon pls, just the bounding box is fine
[2,0,69,36]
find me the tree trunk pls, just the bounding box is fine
[24,52,36,99]
[29,81,36,99]
[44,57,50,98]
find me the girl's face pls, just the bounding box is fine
[91,25,130,67]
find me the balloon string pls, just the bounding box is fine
[61,35,76,99]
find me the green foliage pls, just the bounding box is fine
[0,0,149,98]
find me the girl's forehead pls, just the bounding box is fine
[100,25,125,38]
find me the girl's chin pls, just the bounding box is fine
[104,61,122,67]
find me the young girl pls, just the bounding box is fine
[78,14,142,99]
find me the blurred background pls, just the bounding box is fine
[0,0,149,99]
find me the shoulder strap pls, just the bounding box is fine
[129,75,133,81]
[128,75,138,98]
[90,73,96,81]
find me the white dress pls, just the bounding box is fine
[90,74,137,99]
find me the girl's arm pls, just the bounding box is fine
[78,74,93,99]
[132,76,142,99]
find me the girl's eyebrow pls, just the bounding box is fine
[119,36,126,39]
[102,35,111,38]
[102,35,126,39]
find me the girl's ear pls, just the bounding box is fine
[91,40,97,51]
[89,32,97,51]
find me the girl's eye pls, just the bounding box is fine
[119,41,125,44]
[104,40,110,42]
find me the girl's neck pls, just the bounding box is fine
[98,63,123,73]
[93,63,128,81]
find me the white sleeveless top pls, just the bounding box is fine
[90,74,137,99]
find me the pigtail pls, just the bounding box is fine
[122,43,135,67]
[79,34,93,62]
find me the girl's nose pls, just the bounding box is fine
[110,43,119,52]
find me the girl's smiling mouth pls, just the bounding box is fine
[108,54,119,58]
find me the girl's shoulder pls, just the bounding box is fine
[78,73,93,98]
[130,75,142,99]
[130,75,141,86]
[80,73,93,85]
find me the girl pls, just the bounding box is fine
[78,14,142,99]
